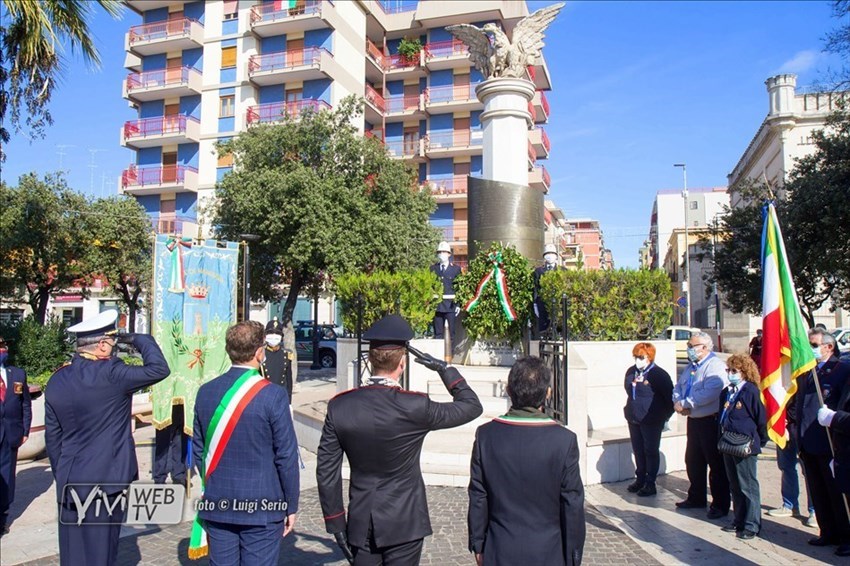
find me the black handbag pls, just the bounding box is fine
[717,430,753,458]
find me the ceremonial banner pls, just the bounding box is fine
[152,235,239,434]
[759,202,816,448]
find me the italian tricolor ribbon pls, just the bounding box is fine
[464,251,517,322]
[188,369,270,559]
[166,236,192,293]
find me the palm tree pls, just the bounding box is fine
[0,0,123,160]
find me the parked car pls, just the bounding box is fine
[294,322,337,368]
[832,328,850,355]
[662,326,701,360]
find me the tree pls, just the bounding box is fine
[0,172,88,324]
[710,111,850,326]
[0,0,123,161]
[80,196,154,332]
[212,96,439,345]
[826,0,850,88]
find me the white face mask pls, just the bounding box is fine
[437,252,450,265]
[266,334,282,347]
[544,253,557,266]
[634,357,649,370]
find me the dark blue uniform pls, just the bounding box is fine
[532,264,560,336]
[45,334,169,566]
[0,364,32,532]
[623,363,674,487]
[430,262,461,343]
[795,356,850,545]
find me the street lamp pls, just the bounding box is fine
[673,163,691,327]
[239,234,260,322]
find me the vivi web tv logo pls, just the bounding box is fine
[60,483,185,525]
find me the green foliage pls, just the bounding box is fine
[398,37,423,61]
[333,269,442,335]
[14,316,71,378]
[540,269,673,341]
[454,243,533,342]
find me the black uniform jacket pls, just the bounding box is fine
[718,381,768,455]
[623,364,674,425]
[824,362,850,494]
[430,262,462,312]
[468,409,586,566]
[316,367,482,548]
[795,356,850,456]
[45,335,169,502]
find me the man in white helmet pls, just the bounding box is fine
[533,244,561,338]
[430,241,462,348]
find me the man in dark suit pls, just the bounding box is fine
[533,243,562,338]
[0,335,32,536]
[798,328,850,556]
[262,317,294,399]
[818,350,850,556]
[317,314,482,565]
[191,320,299,564]
[468,356,585,566]
[45,310,169,566]
[430,241,462,347]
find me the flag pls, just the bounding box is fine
[759,202,816,448]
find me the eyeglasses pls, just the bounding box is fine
[686,343,706,349]
[809,343,821,348]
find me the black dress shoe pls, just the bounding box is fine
[808,536,838,546]
[836,544,850,557]
[737,530,757,540]
[627,480,645,493]
[637,483,657,497]
[707,508,729,520]
[676,500,706,509]
[721,523,740,533]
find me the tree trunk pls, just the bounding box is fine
[118,280,143,333]
[30,286,51,325]
[800,305,814,329]
[281,272,304,383]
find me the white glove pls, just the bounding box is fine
[817,406,836,427]
[533,304,540,318]
[454,307,460,316]
[830,459,836,478]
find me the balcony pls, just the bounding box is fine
[385,138,425,161]
[424,39,469,70]
[124,66,202,102]
[384,93,424,121]
[423,176,468,203]
[121,164,198,196]
[364,85,385,124]
[249,0,334,37]
[246,99,331,125]
[439,222,468,245]
[125,0,183,11]
[150,214,197,236]
[121,115,200,149]
[528,127,551,159]
[528,140,536,170]
[425,129,483,158]
[248,47,334,85]
[384,52,426,79]
[529,165,551,192]
[526,63,552,91]
[125,18,203,56]
[364,129,384,144]
[424,84,480,114]
[365,38,385,83]
[531,90,550,124]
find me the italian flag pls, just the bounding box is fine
[759,202,816,448]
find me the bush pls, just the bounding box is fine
[334,269,442,335]
[14,316,73,378]
[398,37,423,61]
[454,243,533,343]
[539,269,673,341]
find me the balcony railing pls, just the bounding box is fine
[376,0,417,14]
[385,94,420,113]
[123,115,198,141]
[385,52,420,71]
[246,99,331,124]
[533,128,551,153]
[365,85,386,112]
[425,84,473,104]
[248,46,328,73]
[128,18,198,44]
[539,90,550,116]
[126,66,196,92]
[424,176,468,195]
[365,129,384,144]
[150,215,195,235]
[439,223,468,242]
[426,129,481,150]
[250,0,321,24]
[528,101,536,122]
[366,38,385,67]
[122,164,197,189]
[537,165,551,187]
[385,138,421,157]
[424,39,467,59]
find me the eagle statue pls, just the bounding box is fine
[446,2,564,80]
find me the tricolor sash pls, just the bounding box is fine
[188,368,269,559]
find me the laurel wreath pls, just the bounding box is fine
[171,314,206,369]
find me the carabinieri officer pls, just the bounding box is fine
[317,314,482,564]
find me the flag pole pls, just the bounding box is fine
[811,365,850,521]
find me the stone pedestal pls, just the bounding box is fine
[475,78,536,186]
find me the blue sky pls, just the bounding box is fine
[3,1,843,267]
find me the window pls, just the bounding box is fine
[223,0,238,19]
[218,151,234,167]
[219,95,235,117]
[0,309,23,325]
[221,46,237,68]
[689,201,698,210]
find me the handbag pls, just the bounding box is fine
[717,430,753,458]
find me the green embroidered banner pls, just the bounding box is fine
[151,236,239,433]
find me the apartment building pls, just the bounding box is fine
[120,0,555,269]
[543,201,612,271]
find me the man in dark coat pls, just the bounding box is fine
[430,241,462,347]
[262,317,294,399]
[191,320,299,564]
[468,356,585,566]
[0,336,32,536]
[45,310,169,566]
[533,243,562,338]
[796,328,850,556]
[819,357,850,556]
[317,314,482,565]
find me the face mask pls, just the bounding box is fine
[266,334,282,347]
[544,253,557,266]
[634,357,649,370]
[437,252,450,264]
[812,346,823,361]
[0,351,7,366]
[728,372,742,385]
[686,347,699,363]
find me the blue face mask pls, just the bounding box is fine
[728,372,742,385]
[812,346,823,361]
[686,347,699,363]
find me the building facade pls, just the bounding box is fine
[120,0,555,271]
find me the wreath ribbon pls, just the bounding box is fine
[464,251,517,322]
[188,348,205,369]
[166,236,193,293]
